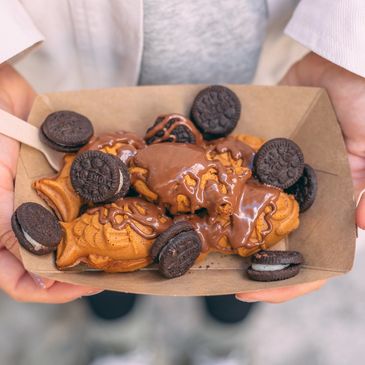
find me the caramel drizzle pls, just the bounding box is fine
[87,198,171,239]
[144,114,203,145]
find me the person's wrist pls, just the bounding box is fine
[294,52,365,89]
[292,52,334,87]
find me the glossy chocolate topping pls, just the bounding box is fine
[179,181,280,253]
[82,131,146,164]
[88,198,171,239]
[145,114,203,145]
[206,136,255,166]
[133,143,250,215]
[132,141,280,250]
[86,131,281,251]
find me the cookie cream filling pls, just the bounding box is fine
[251,263,290,272]
[116,171,124,194]
[22,229,47,251]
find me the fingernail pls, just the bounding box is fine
[30,274,47,289]
[83,290,103,297]
[356,189,365,207]
[235,295,258,303]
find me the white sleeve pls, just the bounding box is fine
[0,0,44,64]
[285,0,365,78]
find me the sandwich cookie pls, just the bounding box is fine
[151,221,201,278]
[191,85,241,139]
[11,202,62,255]
[70,150,130,203]
[145,114,202,145]
[247,250,304,281]
[285,164,317,212]
[253,138,304,189]
[40,110,94,152]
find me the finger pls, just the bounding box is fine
[45,282,104,303]
[0,173,21,258]
[0,217,56,289]
[0,193,57,289]
[235,280,326,304]
[29,273,56,290]
[0,227,21,260]
[17,274,103,303]
[0,95,19,178]
[0,248,101,303]
[356,190,365,229]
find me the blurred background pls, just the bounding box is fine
[2,4,363,365]
[1,231,364,365]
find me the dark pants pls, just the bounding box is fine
[86,292,255,324]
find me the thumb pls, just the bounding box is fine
[0,89,14,114]
[356,189,365,229]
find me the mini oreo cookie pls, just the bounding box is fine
[285,164,317,212]
[11,202,62,255]
[247,250,304,282]
[41,110,94,152]
[151,221,201,278]
[253,138,304,189]
[151,221,195,261]
[70,150,130,203]
[191,85,241,139]
[145,114,199,145]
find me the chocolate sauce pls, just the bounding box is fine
[144,114,203,145]
[133,142,280,251]
[84,131,281,252]
[87,198,171,239]
[207,136,255,167]
[83,131,146,164]
[133,143,247,215]
[176,181,279,253]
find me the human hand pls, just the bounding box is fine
[0,64,102,302]
[236,280,326,304]
[237,52,365,303]
[280,52,365,221]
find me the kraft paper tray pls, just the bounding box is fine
[15,85,356,296]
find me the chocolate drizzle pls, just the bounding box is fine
[82,131,146,164]
[133,143,247,215]
[87,198,171,239]
[145,114,203,145]
[132,141,281,251]
[206,136,255,167]
[176,181,279,253]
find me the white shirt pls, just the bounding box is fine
[285,0,365,79]
[1,0,364,92]
[1,0,143,90]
